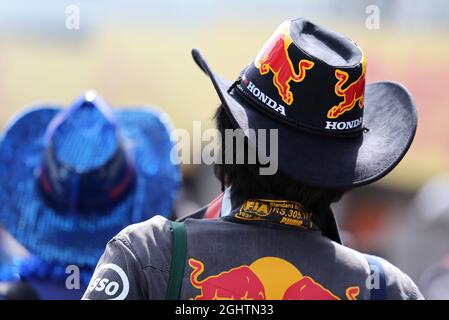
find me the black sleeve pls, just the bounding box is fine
[82,238,148,300]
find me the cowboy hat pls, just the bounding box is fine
[192,18,417,188]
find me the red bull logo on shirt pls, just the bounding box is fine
[189,257,360,300]
[255,21,314,106]
[189,259,266,300]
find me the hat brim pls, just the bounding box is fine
[0,107,180,268]
[192,49,417,189]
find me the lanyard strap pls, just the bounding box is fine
[363,254,387,300]
[165,221,187,300]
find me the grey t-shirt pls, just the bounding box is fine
[82,215,423,300]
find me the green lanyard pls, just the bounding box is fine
[165,221,187,300]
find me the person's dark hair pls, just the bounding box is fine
[214,105,346,214]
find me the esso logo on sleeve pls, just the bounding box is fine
[88,264,130,300]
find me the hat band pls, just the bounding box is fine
[232,79,366,138]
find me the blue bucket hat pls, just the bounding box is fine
[0,91,180,273]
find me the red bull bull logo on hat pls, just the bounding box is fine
[255,21,314,106]
[188,257,360,300]
[327,53,367,119]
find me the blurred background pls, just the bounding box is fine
[0,0,449,297]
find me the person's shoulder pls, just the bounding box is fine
[327,241,373,276]
[115,215,172,242]
[111,215,173,269]
[374,256,424,300]
[328,241,423,299]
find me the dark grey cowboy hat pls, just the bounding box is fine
[192,18,417,189]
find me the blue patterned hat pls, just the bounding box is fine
[0,91,180,270]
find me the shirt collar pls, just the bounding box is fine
[220,187,322,233]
